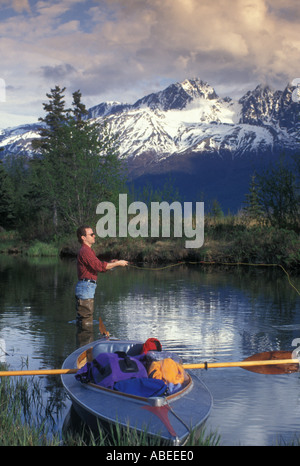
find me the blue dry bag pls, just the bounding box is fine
[114,377,168,397]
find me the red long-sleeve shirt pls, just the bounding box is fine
[77,244,108,281]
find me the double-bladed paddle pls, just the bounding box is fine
[183,351,299,374]
[0,350,298,377]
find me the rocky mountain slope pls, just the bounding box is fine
[0,78,299,211]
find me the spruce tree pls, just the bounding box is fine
[243,174,264,224]
[31,86,125,233]
[71,89,88,126]
[31,85,70,229]
[244,157,299,229]
[0,159,15,228]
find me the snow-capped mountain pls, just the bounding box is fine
[0,78,299,210]
[87,78,298,162]
[0,123,44,157]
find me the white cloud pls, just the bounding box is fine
[0,0,300,127]
[0,0,31,13]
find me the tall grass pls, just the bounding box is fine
[26,241,59,257]
[0,364,60,446]
[62,416,221,447]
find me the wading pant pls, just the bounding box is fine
[75,297,94,328]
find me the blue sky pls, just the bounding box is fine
[0,0,299,128]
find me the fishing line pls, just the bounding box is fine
[129,261,300,296]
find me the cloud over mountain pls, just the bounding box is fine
[0,0,299,128]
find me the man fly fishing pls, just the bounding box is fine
[75,225,128,339]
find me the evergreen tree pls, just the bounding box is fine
[211,199,224,219]
[31,85,70,229]
[71,89,88,126]
[243,174,264,223]
[31,86,125,233]
[0,159,15,228]
[244,156,299,229]
[32,85,69,151]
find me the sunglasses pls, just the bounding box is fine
[87,233,95,237]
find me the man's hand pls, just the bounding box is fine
[117,260,129,267]
[106,259,129,270]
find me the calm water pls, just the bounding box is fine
[0,254,300,446]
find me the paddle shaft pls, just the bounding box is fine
[183,359,299,370]
[0,368,78,377]
[0,357,298,377]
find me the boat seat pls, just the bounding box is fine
[92,341,144,360]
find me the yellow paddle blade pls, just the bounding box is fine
[99,317,110,336]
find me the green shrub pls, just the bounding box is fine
[26,241,59,257]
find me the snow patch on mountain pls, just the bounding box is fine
[0,78,298,164]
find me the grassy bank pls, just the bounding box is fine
[60,215,300,270]
[0,216,299,269]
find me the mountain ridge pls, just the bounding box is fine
[0,78,299,211]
